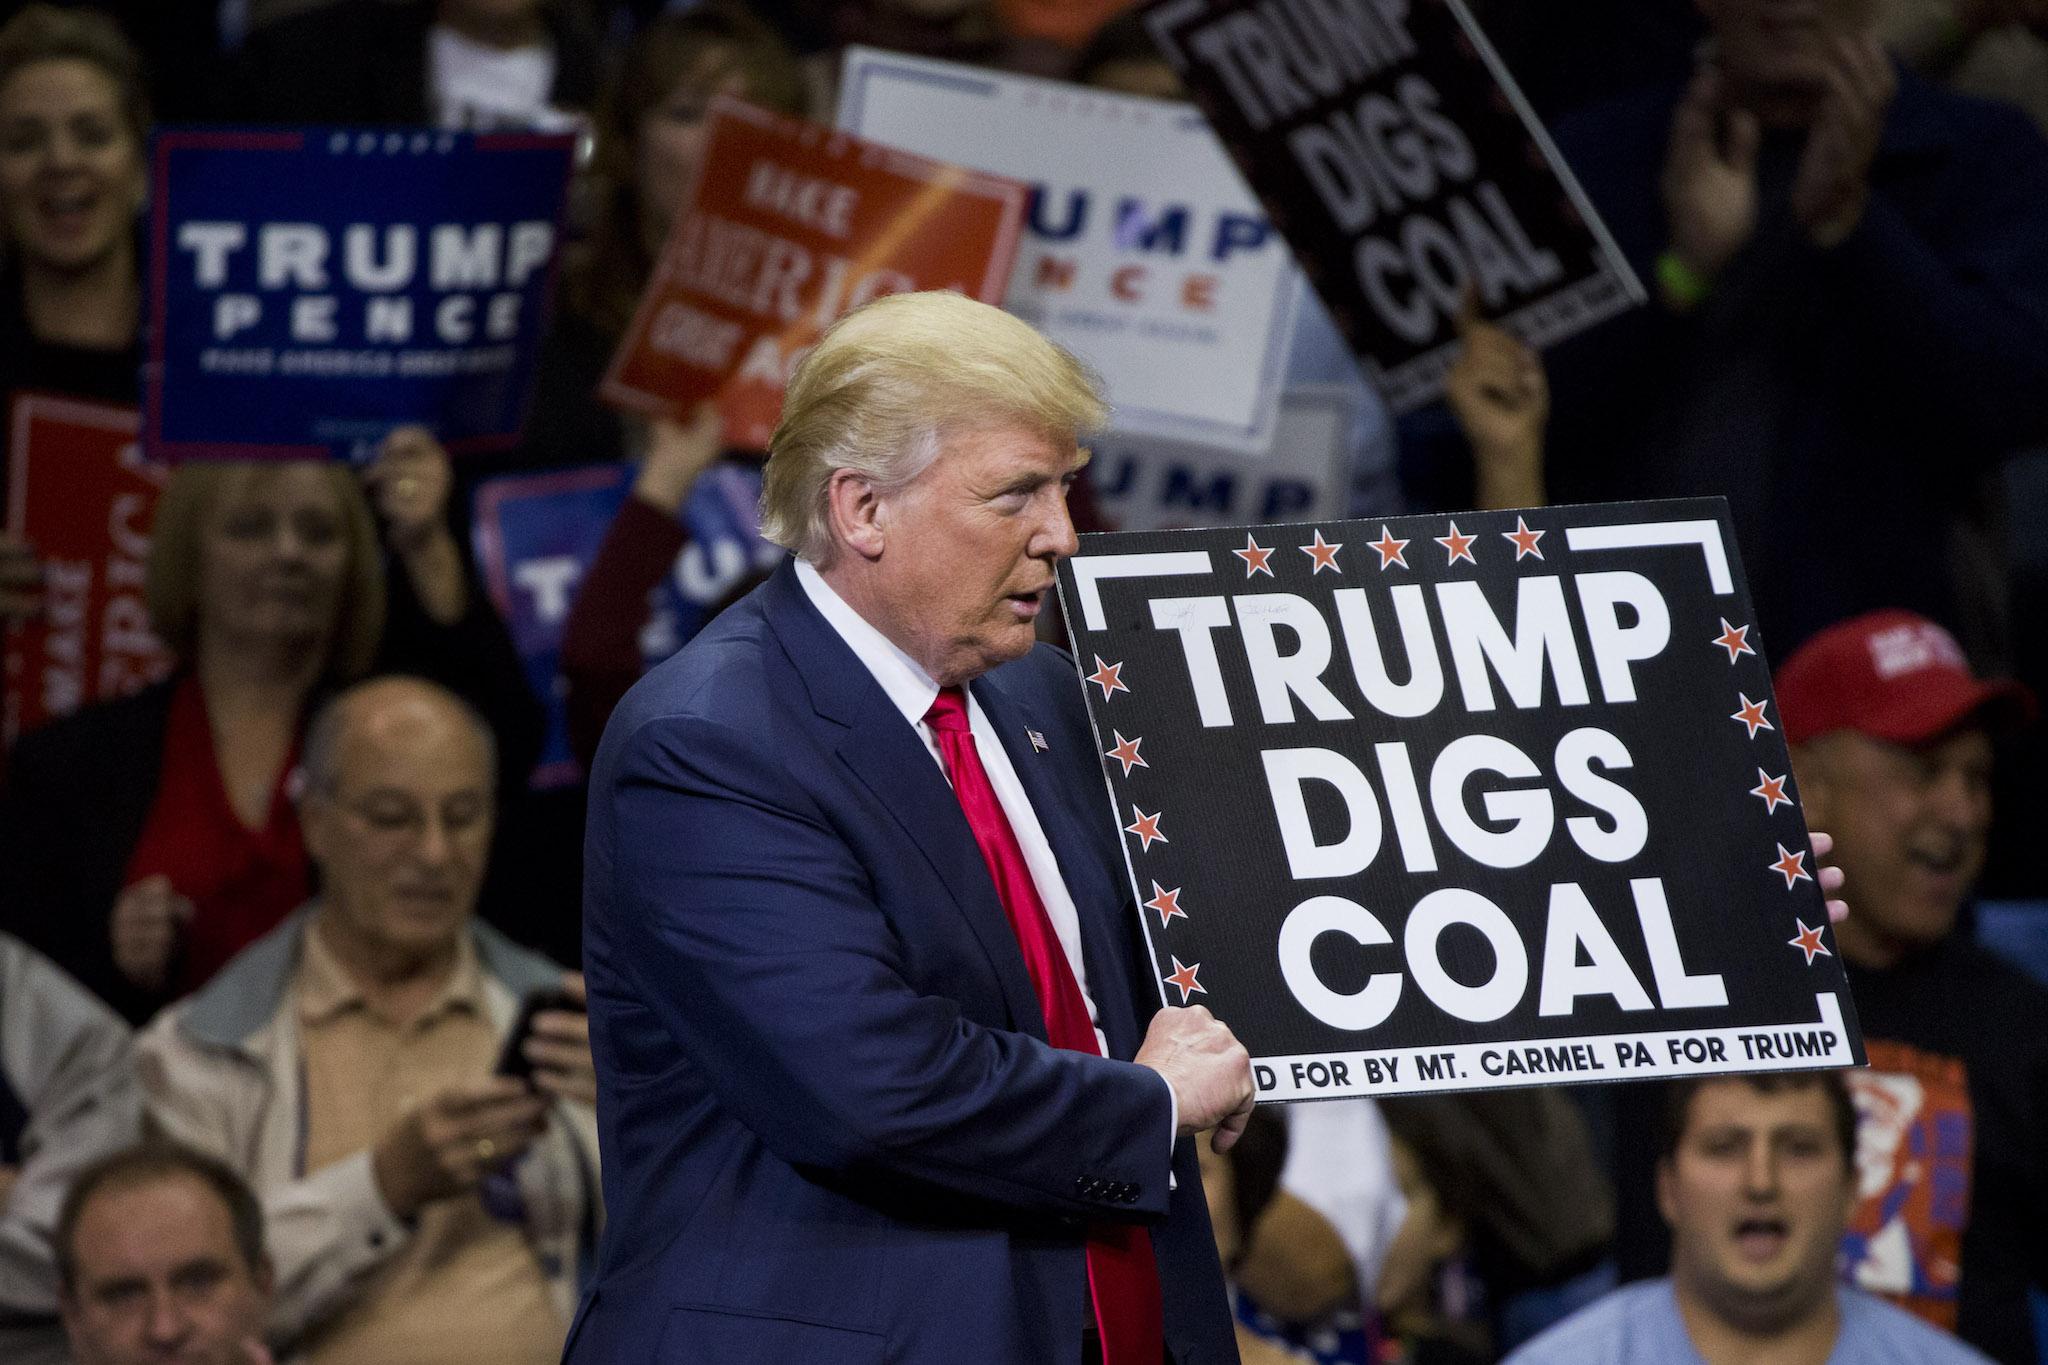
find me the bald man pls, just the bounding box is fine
[136,677,602,1365]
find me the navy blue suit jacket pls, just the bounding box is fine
[566,560,1237,1363]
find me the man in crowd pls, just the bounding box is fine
[1778,609,2046,1361]
[1404,0,2048,648]
[0,933,142,1365]
[1509,1073,1985,1363]
[136,676,601,1364]
[56,1142,274,1365]
[573,290,1251,1363]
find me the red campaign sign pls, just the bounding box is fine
[602,98,1028,451]
[4,395,175,744]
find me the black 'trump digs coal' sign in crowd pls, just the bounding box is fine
[1141,0,1643,413]
[1058,499,1865,1100]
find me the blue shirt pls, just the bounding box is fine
[1505,1279,1990,1365]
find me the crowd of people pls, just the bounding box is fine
[0,0,2042,1362]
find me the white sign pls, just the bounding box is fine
[837,48,1299,454]
[1089,385,1360,531]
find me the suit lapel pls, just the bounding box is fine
[759,565,1045,1039]
[972,672,1145,1063]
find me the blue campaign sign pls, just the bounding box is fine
[471,462,782,788]
[147,128,575,461]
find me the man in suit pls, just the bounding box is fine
[571,291,1254,1364]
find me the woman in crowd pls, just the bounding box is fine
[0,5,147,620]
[464,4,808,963]
[516,0,807,469]
[0,445,541,1024]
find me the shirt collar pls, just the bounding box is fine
[794,558,942,731]
[297,913,485,1028]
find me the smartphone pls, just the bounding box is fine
[494,988,584,1084]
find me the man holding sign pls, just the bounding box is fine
[575,292,1248,1364]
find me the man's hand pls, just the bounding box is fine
[0,534,42,623]
[109,875,195,992]
[1661,64,1761,291]
[1444,302,1548,509]
[632,402,723,516]
[525,972,598,1107]
[1811,830,1849,925]
[1792,36,1895,247]
[371,1079,548,1220]
[1135,1005,1255,1153]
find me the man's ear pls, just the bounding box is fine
[824,469,886,563]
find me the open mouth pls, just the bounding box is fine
[1733,1217,1789,1262]
[35,190,100,233]
[1904,845,1965,877]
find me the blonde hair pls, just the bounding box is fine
[146,462,386,682]
[760,292,1108,564]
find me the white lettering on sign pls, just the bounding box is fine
[1276,877,1721,1031]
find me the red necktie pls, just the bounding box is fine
[925,686,1165,1365]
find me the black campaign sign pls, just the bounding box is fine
[1141,0,1643,413]
[1058,499,1864,1100]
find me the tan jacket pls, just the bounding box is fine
[134,910,600,1352]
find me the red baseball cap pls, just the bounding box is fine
[1775,609,2036,747]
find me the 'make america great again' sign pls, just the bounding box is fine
[1058,498,1864,1100]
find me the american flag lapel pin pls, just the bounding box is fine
[1027,729,1049,752]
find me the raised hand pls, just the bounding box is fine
[363,425,465,622]
[1445,300,1549,509]
[632,402,724,517]
[1792,36,1895,247]
[1661,63,1762,292]
[110,875,195,992]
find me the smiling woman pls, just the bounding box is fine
[0,5,150,564]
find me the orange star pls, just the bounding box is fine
[1435,520,1476,565]
[1731,693,1773,738]
[1714,618,1756,664]
[1232,534,1275,577]
[1787,919,1832,965]
[1502,516,1544,560]
[1125,805,1167,851]
[1299,530,1343,574]
[1368,525,1410,570]
[1769,843,1812,889]
[1750,768,1792,814]
[1144,881,1187,928]
[1086,655,1128,701]
[1104,730,1147,777]
[1163,956,1205,1003]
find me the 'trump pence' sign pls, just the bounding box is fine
[150,128,575,461]
[1058,499,1863,1099]
[1142,0,1642,412]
